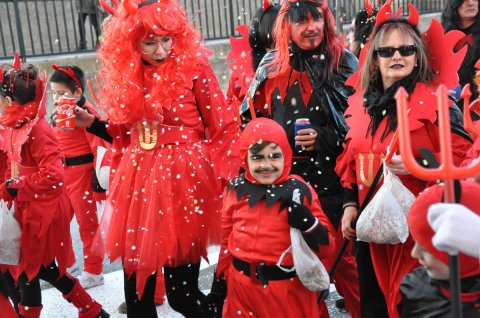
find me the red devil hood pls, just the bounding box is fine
[240,118,293,184]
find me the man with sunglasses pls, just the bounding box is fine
[240,0,361,317]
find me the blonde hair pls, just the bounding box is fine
[360,22,434,91]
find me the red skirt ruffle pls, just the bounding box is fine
[98,141,222,296]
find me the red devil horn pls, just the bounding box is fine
[365,0,373,16]
[264,0,271,11]
[375,0,393,27]
[99,0,117,16]
[475,59,480,69]
[405,3,419,26]
[395,6,403,17]
[123,0,138,16]
[12,52,21,70]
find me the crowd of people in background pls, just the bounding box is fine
[0,0,479,317]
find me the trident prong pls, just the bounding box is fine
[395,85,480,186]
[462,84,480,139]
[395,84,480,318]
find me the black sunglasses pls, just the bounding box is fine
[376,45,417,58]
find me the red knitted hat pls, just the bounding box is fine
[408,181,480,278]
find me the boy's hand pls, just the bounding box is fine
[75,106,95,128]
[287,202,317,232]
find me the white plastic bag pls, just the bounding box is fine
[356,165,415,244]
[0,200,21,265]
[290,227,330,291]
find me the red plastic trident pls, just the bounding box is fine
[462,84,480,139]
[395,84,480,318]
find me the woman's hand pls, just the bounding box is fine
[341,206,358,240]
[295,128,317,151]
[385,154,410,175]
[75,106,95,128]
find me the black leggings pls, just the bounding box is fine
[18,261,75,307]
[355,241,389,318]
[124,263,206,318]
[0,270,21,313]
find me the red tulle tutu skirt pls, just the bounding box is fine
[98,141,222,295]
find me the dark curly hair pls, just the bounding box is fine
[0,65,38,105]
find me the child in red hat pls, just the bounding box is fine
[399,181,480,317]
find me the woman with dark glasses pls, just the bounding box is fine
[335,1,473,317]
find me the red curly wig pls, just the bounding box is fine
[269,0,343,78]
[98,0,210,124]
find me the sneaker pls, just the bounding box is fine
[66,263,80,277]
[78,272,104,289]
[117,300,162,314]
[117,302,127,314]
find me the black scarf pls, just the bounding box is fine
[363,68,419,141]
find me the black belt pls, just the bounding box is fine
[65,153,94,166]
[232,257,296,286]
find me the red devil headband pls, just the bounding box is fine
[0,52,22,95]
[375,0,419,27]
[51,64,83,91]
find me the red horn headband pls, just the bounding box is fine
[99,0,118,16]
[365,0,373,16]
[12,52,21,71]
[51,64,83,91]
[375,0,419,27]
[123,0,168,16]
[264,0,271,11]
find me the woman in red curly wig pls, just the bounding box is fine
[76,0,241,316]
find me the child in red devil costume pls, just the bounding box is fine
[0,62,108,317]
[49,64,110,288]
[399,181,480,317]
[240,1,361,316]
[75,0,241,316]
[204,118,336,318]
[335,1,473,317]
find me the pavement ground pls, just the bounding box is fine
[39,217,351,317]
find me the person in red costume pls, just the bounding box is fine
[203,117,336,317]
[75,0,241,316]
[240,1,361,316]
[399,181,480,317]
[49,64,110,289]
[335,1,474,317]
[0,62,109,317]
[225,0,280,113]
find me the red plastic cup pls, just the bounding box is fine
[55,97,76,130]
